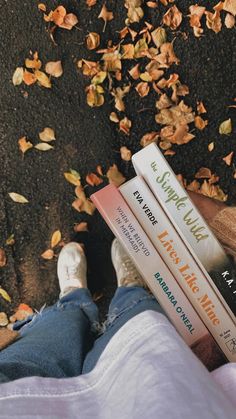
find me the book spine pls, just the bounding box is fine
[120,176,236,361]
[91,184,211,349]
[132,143,236,320]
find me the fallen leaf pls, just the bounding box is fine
[86,32,100,50]
[134,38,148,58]
[0,288,11,303]
[156,93,173,110]
[219,118,232,134]
[86,173,103,186]
[106,164,126,186]
[163,5,182,30]
[39,127,56,142]
[78,59,101,77]
[98,4,114,31]
[86,84,104,107]
[194,116,208,130]
[0,249,6,267]
[223,0,236,16]
[41,249,54,260]
[25,53,42,70]
[205,10,222,33]
[60,13,78,30]
[23,70,37,85]
[10,304,33,323]
[151,27,167,48]
[86,0,97,6]
[197,101,207,114]
[124,0,144,24]
[38,3,47,12]
[51,230,62,248]
[135,81,150,97]
[147,1,158,7]
[140,132,159,147]
[111,85,130,112]
[18,136,33,154]
[72,195,96,216]
[45,61,63,78]
[0,312,8,327]
[122,44,135,59]
[6,234,15,246]
[64,170,81,186]
[51,5,66,25]
[208,142,215,152]
[223,151,234,165]
[35,70,52,88]
[195,167,212,179]
[12,67,24,86]
[156,100,195,127]
[110,112,119,122]
[74,222,88,232]
[200,180,228,202]
[119,117,132,135]
[120,146,132,161]
[225,12,235,27]
[164,149,176,156]
[35,143,54,151]
[9,193,29,203]
[128,63,140,80]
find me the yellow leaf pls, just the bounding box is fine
[18,136,33,154]
[208,142,214,152]
[151,27,167,48]
[12,67,24,86]
[64,171,81,186]
[51,230,62,248]
[35,143,54,151]
[9,192,29,203]
[45,61,63,78]
[0,288,11,303]
[35,70,52,88]
[91,71,107,85]
[41,249,54,260]
[39,127,56,142]
[38,3,46,12]
[219,118,232,134]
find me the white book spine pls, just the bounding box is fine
[120,176,236,361]
[91,184,211,349]
[132,143,236,322]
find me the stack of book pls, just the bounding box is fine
[91,143,236,364]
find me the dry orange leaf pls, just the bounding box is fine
[195,167,212,179]
[25,53,42,70]
[35,70,52,88]
[194,116,208,130]
[197,101,207,114]
[10,304,33,323]
[120,146,132,161]
[52,5,67,25]
[119,117,132,135]
[12,67,24,86]
[35,143,54,151]
[163,5,182,30]
[41,249,55,260]
[106,164,126,187]
[208,142,215,152]
[124,0,144,24]
[23,70,37,85]
[205,10,222,33]
[72,196,96,216]
[74,222,88,232]
[147,1,158,8]
[111,85,130,112]
[200,180,227,202]
[135,81,150,97]
[0,249,6,268]
[110,112,119,123]
[140,132,159,147]
[122,44,135,59]
[98,4,114,31]
[128,63,140,80]
[164,149,176,156]
[18,136,33,154]
[225,12,235,28]
[86,173,103,186]
[86,84,104,107]
[39,127,56,142]
[45,61,63,78]
[61,13,78,29]
[86,0,97,6]
[86,32,100,50]
[38,3,46,12]
[223,151,234,166]
[223,0,236,16]
[51,230,62,248]
[9,192,29,204]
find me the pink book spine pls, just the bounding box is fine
[91,184,210,348]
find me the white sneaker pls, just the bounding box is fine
[57,242,87,297]
[111,239,146,288]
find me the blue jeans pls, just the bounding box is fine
[0,287,163,383]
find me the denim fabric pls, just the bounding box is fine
[0,287,163,383]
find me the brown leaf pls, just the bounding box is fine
[51,230,62,248]
[38,3,47,12]
[86,84,104,107]
[106,164,126,187]
[78,59,100,77]
[120,146,132,161]
[25,52,42,70]
[39,127,56,142]
[124,0,144,24]
[60,13,78,30]
[12,67,24,86]
[18,136,33,154]
[74,222,89,232]
[222,151,234,166]
[208,142,214,152]
[86,32,100,50]
[156,100,195,127]
[122,44,135,59]
[225,12,235,28]
[164,149,176,156]
[128,63,140,80]
[140,132,159,147]
[72,196,96,216]
[45,61,63,78]
[135,81,150,97]
[41,249,55,260]
[188,5,205,37]
[156,93,173,110]
[86,0,97,6]
[110,112,119,123]
[0,249,6,268]
[98,4,114,31]
[197,101,207,114]
[200,180,227,202]
[147,1,158,8]
[23,70,37,85]
[119,117,132,135]
[205,10,222,33]
[86,173,103,186]
[163,5,183,30]
[194,116,208,130]
[9,192,29,204]
[35,70,52,88]
[111,85,130,112]
[223,0,236,16]
[156,42,180,67]
[195,167,212,179]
